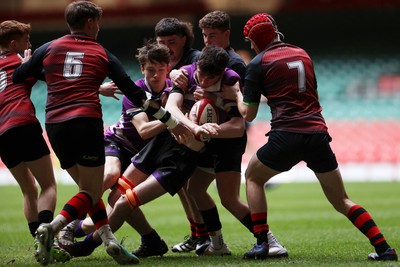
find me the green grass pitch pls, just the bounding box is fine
[0,182,398,266]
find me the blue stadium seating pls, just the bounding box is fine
[30,54,400,125]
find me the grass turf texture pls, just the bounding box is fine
[0,182,398,267]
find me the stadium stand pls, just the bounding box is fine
[244,120,400,164]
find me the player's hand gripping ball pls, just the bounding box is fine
[189,98,219,141]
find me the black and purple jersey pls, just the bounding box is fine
[175,62,242,123]
[104,78,172,154]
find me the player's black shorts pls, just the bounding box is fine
[197,132,247,173]
[0,122,50,168]
[257,131,338,173]
[132,130,199,196]
[46,117,105,169]
[105,141,134,173]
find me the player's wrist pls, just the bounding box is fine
[151,105,179,129]
[141,99,161,114]
[165,115,179,129]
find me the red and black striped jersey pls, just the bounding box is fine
[0,51,37,135]
[13,33,146,124]
[42,34,107,123]
[243,42,328,134]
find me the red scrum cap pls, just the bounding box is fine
[243,13,283,51]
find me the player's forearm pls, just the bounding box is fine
[134,120,167,140]
[142,99,179,129]
[214,117,245,138]
[166,105,197,132]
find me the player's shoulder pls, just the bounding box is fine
[0,52,19,65]
[134,78,147,90]
[182,48,201,65]
[222,68,240,86]
[226,49,245,64]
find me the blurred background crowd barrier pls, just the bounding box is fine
[1,0,399,183]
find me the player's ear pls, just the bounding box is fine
[9,39,17,51]
[86,18,97,28]
[181,35,187,45]
[224,29,230,38]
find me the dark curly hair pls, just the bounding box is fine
[155,18,195,50]
[199,10,230,31]
[197,45,229,76]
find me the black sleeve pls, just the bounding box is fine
[106,50,147,108]
[227,50,247,84]
[126,107,144,118]
[12,42,50,83]
[243,55,264,105]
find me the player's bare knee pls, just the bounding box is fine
[187,185,202,199]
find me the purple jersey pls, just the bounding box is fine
[243,42,328,134]
[0,52,37,135]
[104,78,172,154]
[177,63,241,123]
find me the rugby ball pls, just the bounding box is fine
[189,98,218,126]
